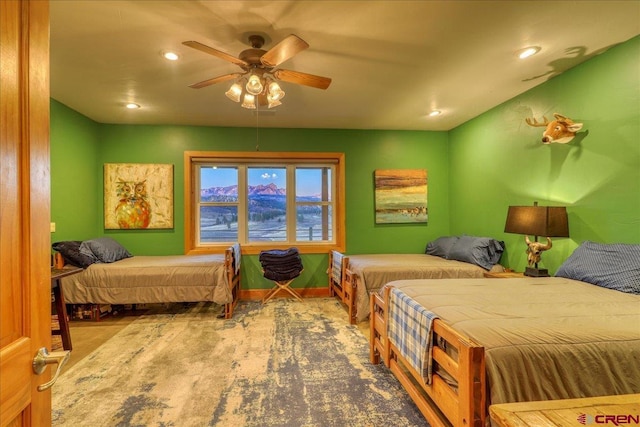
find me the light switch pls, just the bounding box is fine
[50,222,56,232]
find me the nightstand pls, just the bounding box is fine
[483,271,525,278]
[51,266,83,350]
[490,394,640,427]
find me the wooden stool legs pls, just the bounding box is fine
[262,279,304,304]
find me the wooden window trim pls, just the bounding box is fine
[184,151,346,255]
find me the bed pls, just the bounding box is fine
[369,241,640,427]
[54,238,242,319]
[329,235,506,324]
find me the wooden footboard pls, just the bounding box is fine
[223,245,241,319]
[328,251,357,324]
[370,287,486,427]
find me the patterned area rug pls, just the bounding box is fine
[53,298,427,426]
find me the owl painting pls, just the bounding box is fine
[115,180,151,228]
[104,163,174,229]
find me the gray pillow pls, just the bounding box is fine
[52,240,97,268]
[425,236,459,259]
[79,237,132,263]
[555,241,640,294]
[448,235,505,270]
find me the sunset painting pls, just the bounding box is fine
[374,169,427,224]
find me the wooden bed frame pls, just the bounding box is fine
[63,245,242,321]
[369,285,487,427]
[328,250,357,324]
[221,245,242,319]
[328,250,498,325]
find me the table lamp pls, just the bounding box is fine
[504,202,569,277]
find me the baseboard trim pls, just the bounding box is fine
[240,287,331,300]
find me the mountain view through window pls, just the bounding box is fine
[198,165,332,243]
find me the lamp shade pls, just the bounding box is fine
[246,74,263,96]
[225,82,242,103]
[241,93,256,109]
[504,206,569,237]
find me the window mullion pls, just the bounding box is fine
[238,165,247,244]
[195,165,202,244]
[287,165,296,243]
[321,167,329,241]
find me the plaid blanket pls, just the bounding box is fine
[331,251,345,284]
[388,286,439,384]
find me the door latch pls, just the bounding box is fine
[33,347,70,391]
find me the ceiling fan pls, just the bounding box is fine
[182,34,331,109]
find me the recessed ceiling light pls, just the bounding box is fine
[163,51,179,61]
[428,110,442,117]
[517,46,541,59]
[125,103,140,109]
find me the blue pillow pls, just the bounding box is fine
[448,235,505,270]
[425,236,459,258]
[555,241,640,294]
[80,237,132,263]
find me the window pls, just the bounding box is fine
[185,151,345,255]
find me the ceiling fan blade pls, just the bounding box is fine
[260,34,309,68]
[188,73,243,89]
[273,69,332,90]
[182,41,248,67]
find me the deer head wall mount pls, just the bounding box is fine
[525,113,583,144]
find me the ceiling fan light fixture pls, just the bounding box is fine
[246,74,264,96]
[225,82,243,103]
[241,93,256,109]
[267,98,282,109]
[267,81,285,101]
[183,33,331,110]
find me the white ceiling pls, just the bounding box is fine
[50,1,640,131]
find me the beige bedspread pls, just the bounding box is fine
[349,254,502,322]
[387,277,640,405]
[61,254,233,305]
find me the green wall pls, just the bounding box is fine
[51,35,640,287]
[449,36,640,273]
[51,117,450,289]
[50,100,101,241]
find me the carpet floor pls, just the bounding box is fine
[52,298,427,426]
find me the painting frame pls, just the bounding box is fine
[104,163,174,229]
[374,169,428,224]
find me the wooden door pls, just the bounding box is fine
[0,1,52,426]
